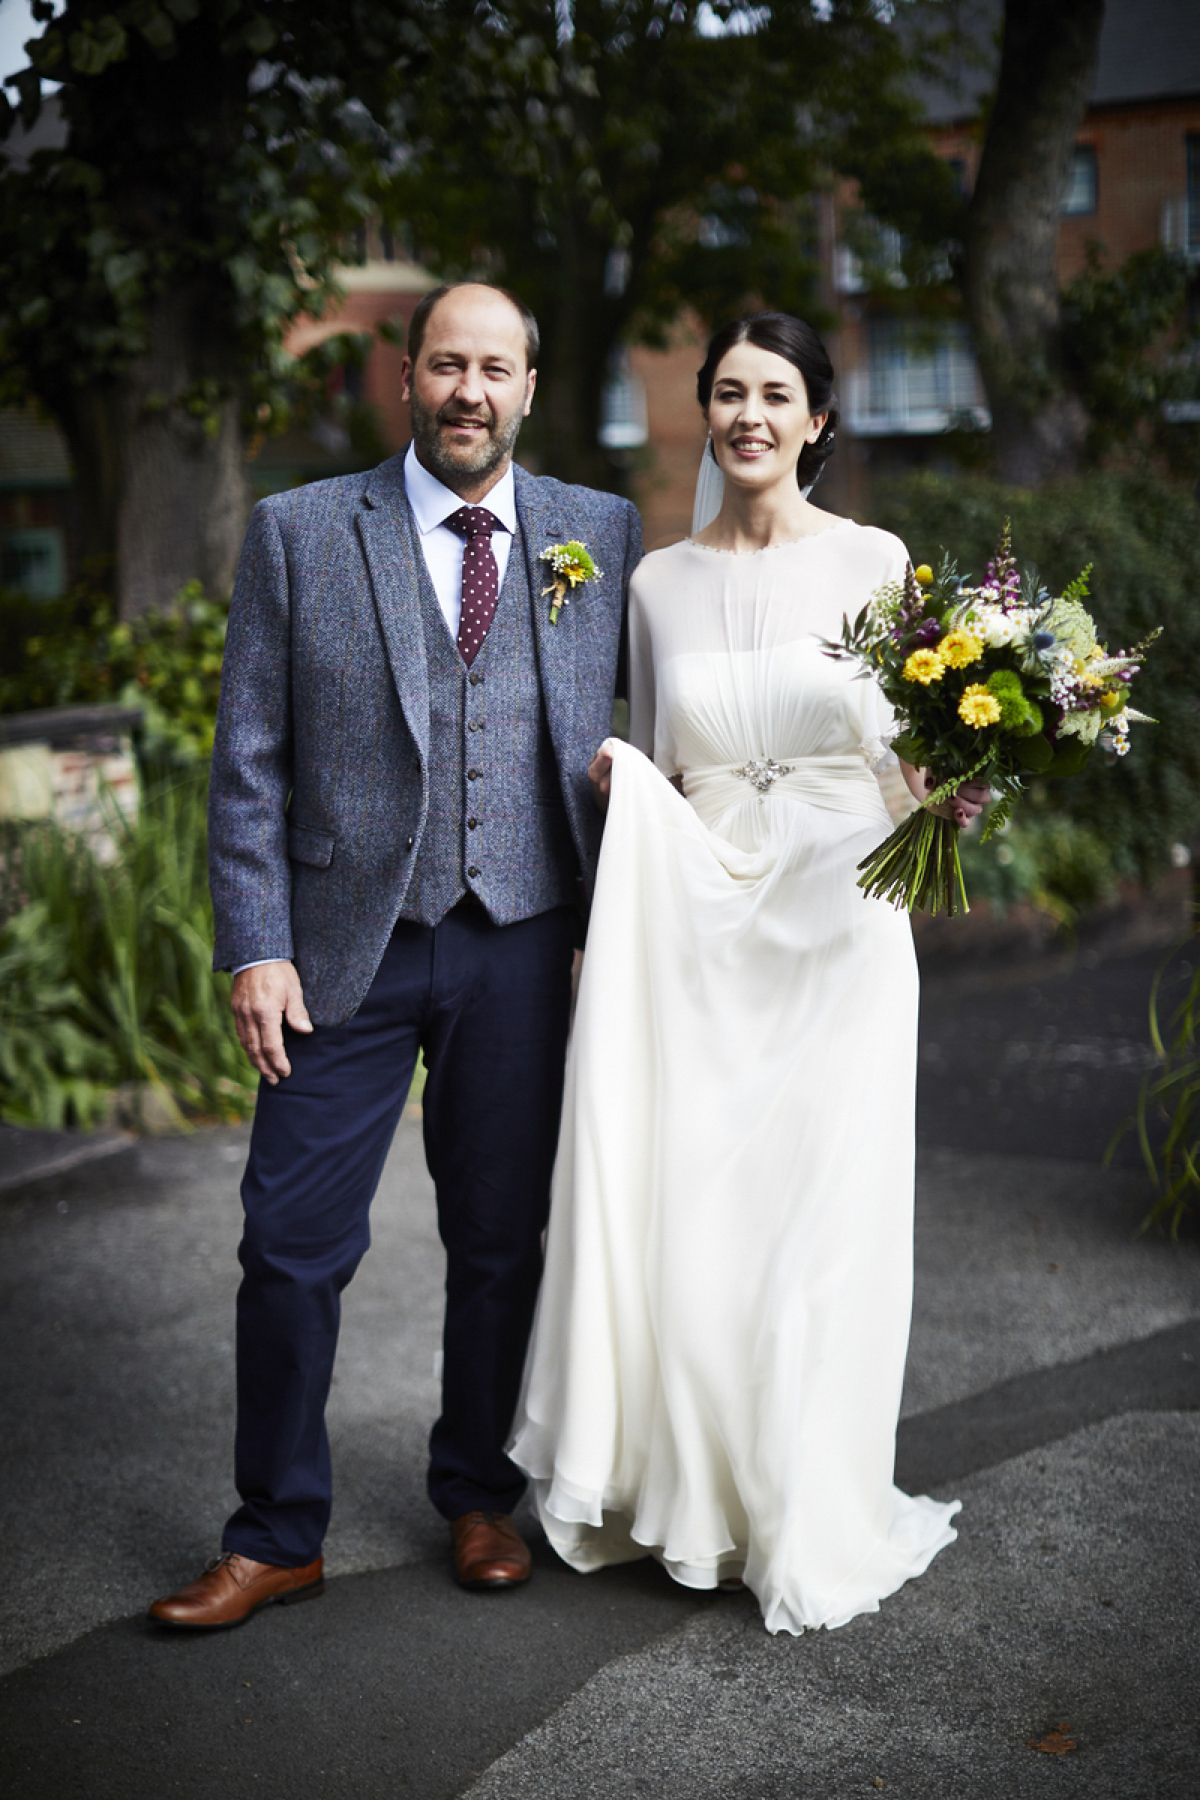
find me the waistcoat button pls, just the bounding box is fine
[467,817,478,829]
[467,768,480,780]
[467,865,479,878]
[469,672,483,686]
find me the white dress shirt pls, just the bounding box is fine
[234,446,517,976]
[403,441,516,638]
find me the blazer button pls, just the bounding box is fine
[467,865,479,878]
[467,817,478,829]
[405,835,414,850]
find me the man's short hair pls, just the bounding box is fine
[407,283,540,370]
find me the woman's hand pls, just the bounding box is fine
[589,744,614,812]
[899,760,991,828]
[924,771,991,828]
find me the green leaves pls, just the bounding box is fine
[0,770,257,1129]
[0,2,430,436]
[1015,733,1054,774]
[68,14,129,75]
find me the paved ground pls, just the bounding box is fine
[2,938,1199,1797]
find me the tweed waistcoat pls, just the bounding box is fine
[397,523,579,927]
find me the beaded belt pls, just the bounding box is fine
[682,753,889,824]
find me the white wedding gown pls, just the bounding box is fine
[509,523,961,1636]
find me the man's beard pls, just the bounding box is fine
[409,388,524,487]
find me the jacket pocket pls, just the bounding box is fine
[287,823,336,868]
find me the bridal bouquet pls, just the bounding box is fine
[824,524,1157,915]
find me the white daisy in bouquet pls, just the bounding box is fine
[824,522,1158,915]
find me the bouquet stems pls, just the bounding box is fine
[856,809,968,916]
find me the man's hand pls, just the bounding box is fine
[588,745,614,812]
[231,961,313,1084]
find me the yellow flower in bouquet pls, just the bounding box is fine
[958,684,1002,729]
[903,648,944,685]
[940,630,983,670]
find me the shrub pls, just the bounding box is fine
[873,469,1200,897]
[957,799,1120,927]
[0,580,228,766]
[0,768,256,1129]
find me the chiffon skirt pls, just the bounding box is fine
[509,739,960,1635]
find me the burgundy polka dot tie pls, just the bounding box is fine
[446,505,503,668]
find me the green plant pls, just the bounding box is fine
[0,767,256,1128]
[873,469,1200,903]
[0,900,117,1127]
[957,800,1120,927]
[0,581,227,765]
[1062,246,1198,467]
[1112,942,1200,1236]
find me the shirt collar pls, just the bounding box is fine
[403,442,516,537]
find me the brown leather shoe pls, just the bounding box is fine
[148,1551,324,1629]
[451,1511,531,1589]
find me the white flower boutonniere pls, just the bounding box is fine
[539,540,603,625]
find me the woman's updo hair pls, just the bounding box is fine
[696,311,838,490]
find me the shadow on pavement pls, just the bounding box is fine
[0,1545,710,1800]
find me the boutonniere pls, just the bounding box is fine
[539,540,603,625]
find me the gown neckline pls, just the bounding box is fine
[684,520,859,559]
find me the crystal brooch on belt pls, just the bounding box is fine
[736,757,793,796]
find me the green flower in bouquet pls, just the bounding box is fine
[822,523,1158,916]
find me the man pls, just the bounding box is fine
[149,282,641,1629]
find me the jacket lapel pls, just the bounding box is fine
[516,466,575,754]
[358,454,431,769]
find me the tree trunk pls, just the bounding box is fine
[57,282,251,617]
[526,206,627,493]
[962,0,1107,485]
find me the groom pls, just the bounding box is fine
[149,282,641,1628]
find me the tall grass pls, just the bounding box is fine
[1114,940,1200,1236]
[0,768,255,1129]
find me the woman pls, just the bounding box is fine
[509,313,988,1635]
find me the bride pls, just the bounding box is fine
[508,311,989,1635]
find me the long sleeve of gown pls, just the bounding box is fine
[627,584,656,758]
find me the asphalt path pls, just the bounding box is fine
[2,934,1198,1797]
[916,937,1195,1167]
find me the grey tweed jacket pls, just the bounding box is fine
[208,452,642,1025]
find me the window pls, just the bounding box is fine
[844,319,989,437]
[1188,135,1200,258]
[1062,145,1098,216]
[1,527,66,599]
[598,350,648,451]
[944,157,970,199]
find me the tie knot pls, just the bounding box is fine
[446,505,502,542]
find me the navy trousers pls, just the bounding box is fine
[222,902,575,1568]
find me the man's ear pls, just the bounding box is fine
[400,355,413,403]
[523,367,537,417]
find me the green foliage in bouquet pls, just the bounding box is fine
[0,770,255,1129]
[0,580,227,766]
[874,470,1200,899]
[826,523,1156,915]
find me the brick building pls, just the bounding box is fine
[632,0,1200,544]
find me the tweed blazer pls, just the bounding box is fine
[208,452,642,1025]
